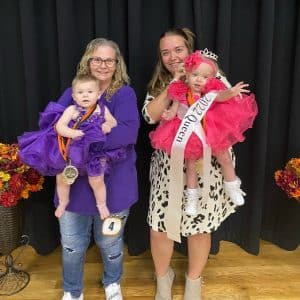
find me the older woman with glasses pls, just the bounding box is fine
[55,38,140,300]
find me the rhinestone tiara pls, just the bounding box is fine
[200,48,218,61]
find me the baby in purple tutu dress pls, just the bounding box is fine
[19,74,123,219]
[150,50,258,215]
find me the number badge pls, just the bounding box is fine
[102,216,122,236]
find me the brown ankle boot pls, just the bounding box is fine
[155,268,175,300]
[183,274,202,300]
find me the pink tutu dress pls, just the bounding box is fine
[149,78,258,159]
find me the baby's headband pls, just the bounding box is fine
[185,49,218,74]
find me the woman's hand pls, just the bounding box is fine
[162,108,177,121]
[102,122,112,134]
[173,62,186,81]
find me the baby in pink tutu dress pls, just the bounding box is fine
[149,50,258,215]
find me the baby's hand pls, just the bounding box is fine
[72,110,80,120]
[230,81,250,99]
[173,62,186,80]
[102,123,112,134]
[72,130,84,139]
[162,109,176,121]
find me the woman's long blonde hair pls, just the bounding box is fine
[148,28,195,97]
[77,38,130,99]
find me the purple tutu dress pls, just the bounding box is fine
[18,100,125,176]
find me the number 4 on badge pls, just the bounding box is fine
[102,216,122,236]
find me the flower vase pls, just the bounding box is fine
[0,203,30,295]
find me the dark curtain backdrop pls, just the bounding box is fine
[0,0,299,256]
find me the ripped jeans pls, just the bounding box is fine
[59,209,129,298]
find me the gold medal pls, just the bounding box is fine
[102,215,123,236]
[62,163,79,185]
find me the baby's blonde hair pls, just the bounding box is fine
[72,74,99,90]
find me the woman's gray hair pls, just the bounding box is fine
[77,38,130,99]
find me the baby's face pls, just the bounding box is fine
[186,63,214,95]
[72,81,100,109]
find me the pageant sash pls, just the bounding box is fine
[165,92,217,242]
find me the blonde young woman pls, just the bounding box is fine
[142,28,238,299]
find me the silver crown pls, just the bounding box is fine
[200,48,218,61]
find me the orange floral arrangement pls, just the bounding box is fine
[0,143,44,207]
[274,158,300,202]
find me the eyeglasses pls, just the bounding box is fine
[89,57,117,67]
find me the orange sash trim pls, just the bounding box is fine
[187,89,196,106]
[187,89,207,131]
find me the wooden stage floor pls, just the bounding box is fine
[1,240,299,299]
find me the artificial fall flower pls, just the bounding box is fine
[275,158,300,202]
[0,143,44,207]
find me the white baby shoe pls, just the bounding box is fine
[224,177,246,206]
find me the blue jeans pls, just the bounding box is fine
[59,209,129,298]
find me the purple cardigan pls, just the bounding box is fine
[54,85,140,215]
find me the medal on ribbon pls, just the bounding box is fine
[57,104,97,184]
[62,161,79,185]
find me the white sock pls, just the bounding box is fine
[186,188,200,195]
